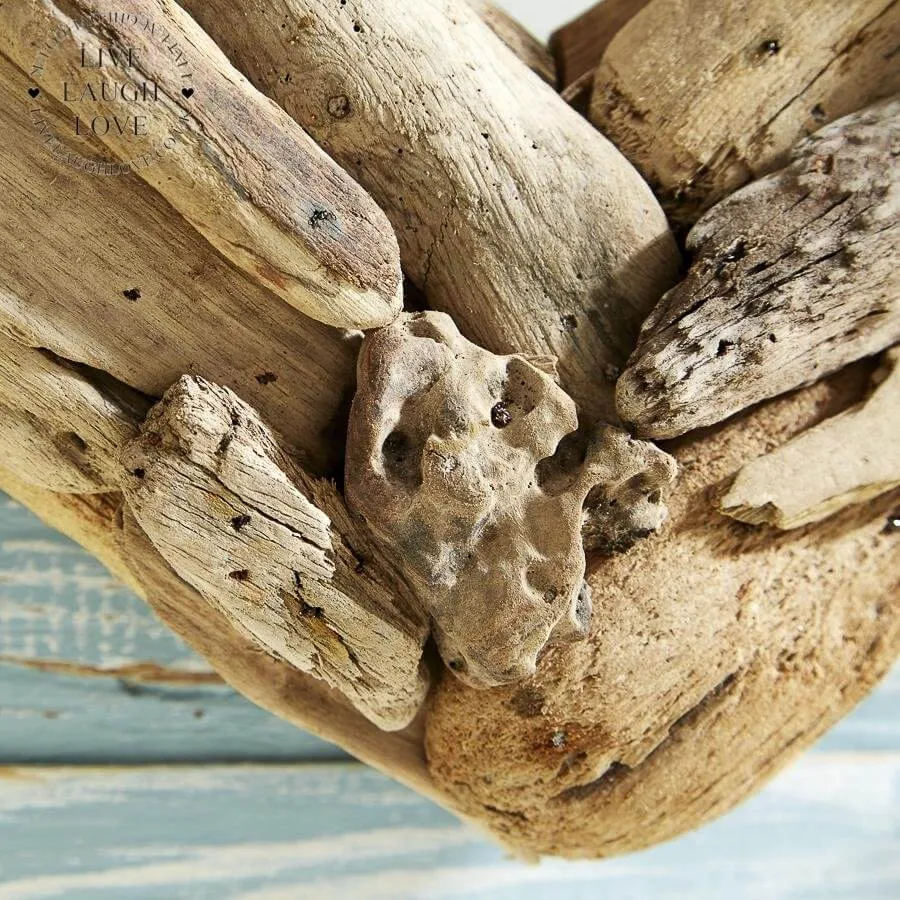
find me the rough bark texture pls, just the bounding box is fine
[550,0,650,88]
[591,0,900,225]
[121,377,430,730]
[2,0,402,328]
[0,50,355,474]
[426,363,900,858]
[345,312,676,687]
[468,0,555,84]
[179,0,680,422]
[617,99,900,439]
[719,347,900,529]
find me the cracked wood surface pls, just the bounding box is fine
[591,0,900,226]
[0,50,355,475]
[719,347,900,529]
[1,0,403,330]
[617,99,900,439]
[121,377,430,731]
[179,0,680,422]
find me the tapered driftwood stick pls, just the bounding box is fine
[2,0,402,328]
[121,377,430,730]
[468,0,555,84]
[618,99,900,439]
[719,348,900,529]
[592,0,900,225]
[180,0,680,422]
[0,51,355,473]
[550,0,650,88]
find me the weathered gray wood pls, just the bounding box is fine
[719,347,900,529]
[179,0,680,422]
[121,377,430,731]
[617,99,900,439]
[0,51,355,474]
[1,0,402,328]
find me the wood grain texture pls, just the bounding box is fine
[719,347,900,528]
[122,377,430,730]
[617,99,900,438]
[469,0,555,84]
[2,0,402,328]
[179,0,680,422]
[550,0,650,88]
[0,757,898,898]
[591,0,900,225]
[0,51,355,474]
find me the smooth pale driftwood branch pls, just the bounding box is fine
[121,377,430,730]
[1,0,402,329]
[180,0,680,422]
[617,99,900,439]
[467,0,555,84]
[0,51,355,473]
[0,331,145,492]
[592,0,900,225]
[550,0,650,88]
[719,348,900,529]
[345,312,676,687]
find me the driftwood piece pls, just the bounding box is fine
[467,0,555,84]
[179,0,680,422]
[550,0,650,88]
[591,0,900,225]
[0,332,145,492]
[1,0,402,328]
[121,377,430,731]
[0,51,354,473]
[719,348,900,529]
[346,312,676,687]
[617,99,900,439]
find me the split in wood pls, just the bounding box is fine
[346,312,676,687]
[719,347,900,529]
[2,0,402,329]
[179,0,680,422]
[618,97,900,439]
[120,376,430,731]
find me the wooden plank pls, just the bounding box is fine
[0,756,898,897]
[0,492,347,762]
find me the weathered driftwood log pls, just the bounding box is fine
[592,0,900,224]
[0,51,354,473]
[2,0,402,328]
[550,0,650,88]
[468,0,555,84]
[345,312,676,687]
[121,377,429,729]
[719,347,900,529]
[180,0,680,422]
[617,99,900,439]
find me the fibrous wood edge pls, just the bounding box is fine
[467,0,556,85]
[121,376,429,730]
[0,50,355,474]
[617,98,900,439]
[2,0,402,329]
[550,0,650,88]
[179,0,680,422]
[719,347,900,529]
[425,363,900,857]
[591,0,900,225]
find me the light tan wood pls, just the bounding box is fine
[179,0,680,422]
[468,0,556,84]
[592,0,900,225]
[550,0,650,88]
[719,348,900,529]
[617,99,900,438]
[122,376,430,730]
[1,0,402,328]
[0,50,354,474]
